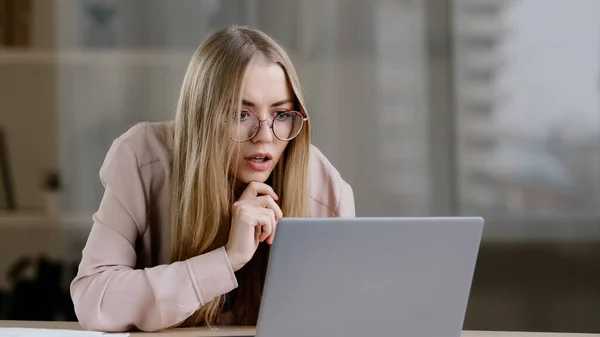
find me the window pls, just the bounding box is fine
[455,0,600,219]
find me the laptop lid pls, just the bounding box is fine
[255,217,484,337]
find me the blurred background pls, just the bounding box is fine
[0,0,599,332]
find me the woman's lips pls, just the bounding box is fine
[244,153,272,171]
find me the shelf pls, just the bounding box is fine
[0,211,93,230]
[0,49,193,66]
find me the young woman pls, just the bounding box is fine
[70,26,355,332]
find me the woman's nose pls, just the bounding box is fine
[251,118,274,143]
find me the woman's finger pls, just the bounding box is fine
[244,195,283,220]
[257,212,273,242]
[266,209,277,245]
[239,181,278,201]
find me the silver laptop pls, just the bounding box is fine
[255,217,484,337]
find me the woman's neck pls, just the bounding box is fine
[233,180,247,200]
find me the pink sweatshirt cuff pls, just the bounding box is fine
[185,247,238,305]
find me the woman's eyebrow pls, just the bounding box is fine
[241,99,293,107]
[270,99,293,107]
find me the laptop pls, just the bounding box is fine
[253,217,484,337]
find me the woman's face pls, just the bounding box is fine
[233,56,294,185]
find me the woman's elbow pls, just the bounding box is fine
[70,277,128,332]
[72,297,136,332]
[70,277,163,333]
[77,315,130,333]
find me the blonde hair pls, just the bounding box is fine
[169,26,311,327]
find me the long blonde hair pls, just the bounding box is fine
[169,26,311,327]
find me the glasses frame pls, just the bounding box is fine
[230,110,309,142]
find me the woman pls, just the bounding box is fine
[70,26,355,332]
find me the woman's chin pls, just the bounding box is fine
[237,171,271,184]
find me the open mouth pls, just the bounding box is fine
[248,156,270,163]
[244,153,273,171]
[245,153,273,162]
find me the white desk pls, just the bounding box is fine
[0,321,598,336]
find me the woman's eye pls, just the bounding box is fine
[239,111,251,120]
[275,111,291,120]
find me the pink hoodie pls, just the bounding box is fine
[70,122,355,332]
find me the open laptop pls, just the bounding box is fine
[253,217,484,337]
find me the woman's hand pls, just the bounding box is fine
[225,182,283,271]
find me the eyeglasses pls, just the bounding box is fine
[230,111,308,142]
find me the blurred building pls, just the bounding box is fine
[495,139,576,215]
[454,0,510,214]
[548,122,600,214]
[374,0,430,216]
[371,0,511,216]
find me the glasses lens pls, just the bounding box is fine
[273,111,304,140]
[232,113,259,141]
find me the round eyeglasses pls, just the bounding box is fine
[230,111,308,142]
